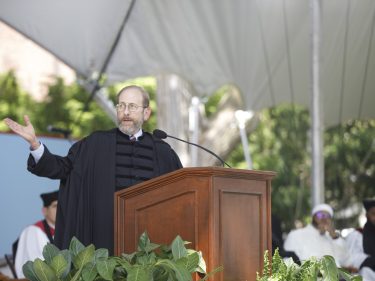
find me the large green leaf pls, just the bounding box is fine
[95,248,109,260]
[176,257,188,270]
[176,252,200,273]
[127,265,151,281]
[97,257,117,280]
[50,254,69,278]
[137,231,160,253]
[81,261,98,281]
[185,252,200,272]
[73,244,95,269]
[173,263,192,281]
[22,261,40,281]
[156,259,191,281]
[42,243,60,264]
[320,256,339,281]
[137,232,151,252]
[171,236,187,261]
[33,258,57,281]
[194,251,207,274]
[69,236,86,256]
[60,249,72,276]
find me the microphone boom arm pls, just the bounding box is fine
[166,134,231,168]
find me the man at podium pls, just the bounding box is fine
[4,85,182,254]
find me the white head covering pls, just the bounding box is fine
[311,203,334,217]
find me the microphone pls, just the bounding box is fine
[153,129,231,168]
[47,125,72,136]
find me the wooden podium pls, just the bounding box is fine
[114,167,275,281]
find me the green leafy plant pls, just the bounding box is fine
[257,249,362,281]
[23,232,222,281]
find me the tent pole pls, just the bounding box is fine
[189,97,200,166]
[310,0,324,207]
[235,110,253,169]
[239,125,252,169]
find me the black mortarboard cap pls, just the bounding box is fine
[40,190,59,207]
[363,199,375,212]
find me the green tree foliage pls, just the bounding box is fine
[325,120,375,228]
[227,103,375,232]
[0,71,34,129]
[34,78,115,138]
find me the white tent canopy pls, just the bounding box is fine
[1,0,374,126]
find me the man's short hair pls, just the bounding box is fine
[117,85,150,107]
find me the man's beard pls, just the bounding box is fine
[118,118,142,136]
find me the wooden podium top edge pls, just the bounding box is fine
[114,166,276,197]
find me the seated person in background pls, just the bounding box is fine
[284,203,352,267]
[15,190,58,278]
[271,214,300,264]
[346,199,375,281]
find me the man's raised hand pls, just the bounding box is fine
[3,115,40,150]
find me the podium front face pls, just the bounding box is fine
[115,167,274,281]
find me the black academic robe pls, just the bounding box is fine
[27,129,182,254]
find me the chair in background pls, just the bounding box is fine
[4,254,17,279]
[4,239,18,279]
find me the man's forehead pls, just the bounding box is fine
[119,88,142,98]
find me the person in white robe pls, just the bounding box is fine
[346,199,375,281]
[14,190,58,278]
[284,203,352,267]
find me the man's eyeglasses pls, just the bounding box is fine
[314,211,331,219]
[115,102,147,112]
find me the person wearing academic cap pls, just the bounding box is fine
[14,190,59,278]
[283,203,352,267]
[346,199,375,281]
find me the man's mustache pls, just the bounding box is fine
[121,118,133,122]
